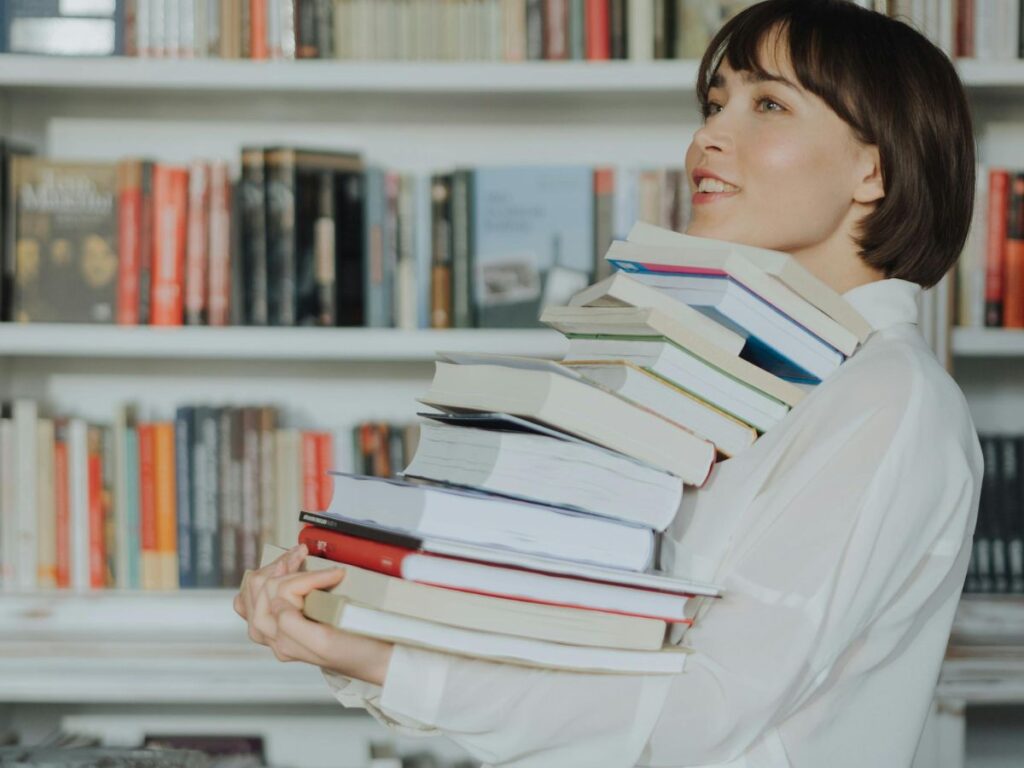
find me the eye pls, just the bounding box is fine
[756,96,785,112]
[701,101,723,121]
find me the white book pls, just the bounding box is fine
[0,417,15,591]
[13,400,37,592]
[628,0,654,60]
[36,418,57,590]
[321,472,657,570]
[625,221,872,343]
[304,592,688,674]
[403,418,684,529]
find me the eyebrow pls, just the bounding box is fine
[708,69,801,92]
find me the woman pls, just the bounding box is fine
[234,2,982,765]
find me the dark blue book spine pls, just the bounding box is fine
[175,405,195,588]
[195,406,222,588]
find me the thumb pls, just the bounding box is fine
[284,566,347,597]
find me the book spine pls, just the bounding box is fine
[335,170,366,326]
[196,406,222,587]
[364,167,387,327]
[87,426,106,590]
[207,161,232,326]
[68,418,89,592]
[151,165,188,326]
[184,160,211,326]
[525,0,543,59]
[226,407,245,587]
[314,0,333,58]
[584,0,609,60]
[36,419,57,590]
[250,0,268,58]
[241,407,260,572]
[116,160,142,325]
[451,169,474,328]
[1013,436,1024,593]
[101,425,116,588]
[544,0,568,60]
[316,432,334,510]
[154,420,179,589]
[265,149,297,326]
[138,161,154,325]
[296,0,318,57]
[609,0,626,59]
[175,406,195,588]
[258,407,277,554]
[314,170,337,326]
[13,401,38,591]
[301,431,320,511]
[985,168,1009,327]
[138,422,158,589]
[297,524,407,577]
[241,148,269,325]
[429,172,453,328]
[53,422,71,589]
[1001,436,1020,593]
[383,170,400,326]
[125,417,142,589]
[1005,172,1024,328]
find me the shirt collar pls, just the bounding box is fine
[841,278,921,333]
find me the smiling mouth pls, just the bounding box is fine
[695,177,740,194]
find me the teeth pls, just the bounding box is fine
[697,177,739,193]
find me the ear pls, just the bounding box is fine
[853,144,884,205]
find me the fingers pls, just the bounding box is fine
[239,544,309,646]
[267,598,333,667]
[276,567,347,610]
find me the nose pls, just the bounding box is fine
[692,119,731,154]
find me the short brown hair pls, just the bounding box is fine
[697,0,975,288]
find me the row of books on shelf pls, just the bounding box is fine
[966,434,1024,594]
[0,2,1012,64]
[957,166,1024,329]
[0,143,689,329]
[281,223,878,673]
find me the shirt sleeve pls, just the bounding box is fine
[320,363,979,767]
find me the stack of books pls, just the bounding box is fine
[284,222,871,674]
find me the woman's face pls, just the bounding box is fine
[684,40,880,264]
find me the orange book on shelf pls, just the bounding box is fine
[53,424,70,589]
[1004,172,1024,328]
[315,432,334,511]
[250,0,269,59]
[87,427,106,590]
[985,169,1009,327]
[153,422,179,590]
[150,165,189,326]
[585,0,610,60]
[116,160,143,325]
[301,431,320,512]
[138,423,159,589]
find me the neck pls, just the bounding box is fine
[791,246,885,295]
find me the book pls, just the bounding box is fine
[420,359,717,485]
[300,510,721,598]
[604,240,848,383]
[260,543,668,650]
[541,304,805,406]
[623,221,872,342]
[150,165,188,326]
[10,158,118,324]
[984,169,1009,327]
[563,359,758,457]
[314,472,657,571]
[402,418,684,529]
[569,271,745,355]
[470,165,594,327]
[1004,172,1024,328]
[294,527,696,623]
[4,1,123,56]
[302,587,687,674]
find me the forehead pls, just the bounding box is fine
[708,26,800,91]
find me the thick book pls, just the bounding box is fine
[314,472,657,571]
[569,271,745,355]
[261,543,668,650]
[605,240,847,383]
[402,418,684,529]
[420,359,717,485]
[624,221,872,343]
[540,304,805,408]
[563,359,758,457]
[298,510,720,597]
[295,527,695,623]
[10,158,118,324]
[303,588,687,674]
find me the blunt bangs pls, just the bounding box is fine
[695,0,975,289]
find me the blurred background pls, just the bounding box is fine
[0,1,1022,766]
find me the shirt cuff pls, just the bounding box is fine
[378,643,452,726]
[320,661,441,737]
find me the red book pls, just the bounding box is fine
[315,432,334,511]
[985,169,1010,327]
[207,162,232,326]
[956,0,975,58]
[54,427,70,589]
[184,161,210,326]
[138,423,158,589]
[584,0,610,60]
[87,427,106,590]
[150,165,189,326]
[297,524,694,624]
[1006,172,1024,328]
[116,160,143,325]
[250,0,269,59]
[301,431,320,512]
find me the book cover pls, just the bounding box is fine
[471,165,593,328]
[10,158,118,324]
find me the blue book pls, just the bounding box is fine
[124,424,141,589]
[608,264,844,384]
[471,165,594,328]
[174,406,195,588]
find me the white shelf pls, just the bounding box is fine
[0,55,1019,96]
[0,323,567,362]
[952,327,1024,357]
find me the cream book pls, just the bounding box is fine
[300,589,688,675]
[260,544,668,651]
[569,271,746,356]
[622,221,872,344]
[420,360,717,485]
[540,304,805,408]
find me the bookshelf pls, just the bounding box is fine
[1,55,1023,768]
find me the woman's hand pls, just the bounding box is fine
[233,544,394,686]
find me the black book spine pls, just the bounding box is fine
[194,405,221,588]
[228,179,245,326]
[526,0,544,60]
[265,149,296,326]
[299,510,425,551]
[994,435,1015,593]
[1014,436,1024,593]
[218,406,237,588]
[1005,435,1023,593]
[138,160,154,325]
[450,169,473,329]
[429,173,453,329]
[976,436,1000,593]
[174,405,195,588]
[314,0,334,59]
[240,148,269,326]
[313,170,337,326]
[296,0,318,58]
[334,170,365,326]
[609,0,627,59]
[663,0,677,60]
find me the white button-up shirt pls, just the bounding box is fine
[322,278,983,768]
